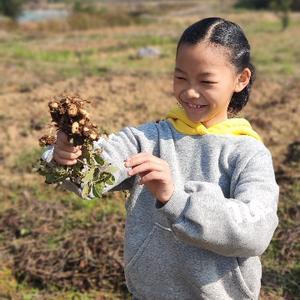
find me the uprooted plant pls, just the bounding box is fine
[34,95,116,199]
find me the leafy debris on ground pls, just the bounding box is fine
[0,195,126,292]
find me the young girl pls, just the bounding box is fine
[43,17,279,300]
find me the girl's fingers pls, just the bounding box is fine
[53,154,77,166]
[53,131,82,166]
[54,148,82,160]
[128,161,163,176]
[56,131,81,152]
[57,131,70,146]
[139,171,166,184]
[125,152,166,168]
[57,144,80,153]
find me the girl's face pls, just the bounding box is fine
[173,42,250,127]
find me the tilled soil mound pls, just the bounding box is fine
[0,196,126,292]
[272,140,300,261]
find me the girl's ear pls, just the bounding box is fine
[234,68,251,93]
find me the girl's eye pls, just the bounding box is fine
[202,81,217,84]
[175,76,186,80]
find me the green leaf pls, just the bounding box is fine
[45,173,62,184]
[93,167,100,181]
[99,172,109,182]
[81,146,92,162]
[82,167,95,184]
[82,183,90,199]
[20,228,31,237]
[107,174,115,185]
[94,155,105,166]
[71,162,82,174]
[92,182,105,198]
[96,172,115,186]
[107,165,119,174]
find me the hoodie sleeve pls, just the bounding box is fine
[156,148,279,257]
[41,127,140,199]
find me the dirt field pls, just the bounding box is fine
[0,2,299,299]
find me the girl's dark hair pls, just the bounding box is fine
[176,17,255,114]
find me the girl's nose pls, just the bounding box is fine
[185,88,200,99]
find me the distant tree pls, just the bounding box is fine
[235,0,300,10]
[235,0,295,29]
[291,0,300,9]
[271,0,293,29]
[235,0,270,9]
[0,0,24,20]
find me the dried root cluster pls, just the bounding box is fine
[45,96,100,146]
[35,95,116,199]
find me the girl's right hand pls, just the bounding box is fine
[53,131,82,166]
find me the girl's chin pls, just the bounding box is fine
[180,104,209,123]
[189,117,204,123]
[185,111,206,124]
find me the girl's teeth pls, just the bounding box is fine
[187,103,203,109]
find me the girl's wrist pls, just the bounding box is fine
[158,184,175,204]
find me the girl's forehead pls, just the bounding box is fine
[176,42,232,70]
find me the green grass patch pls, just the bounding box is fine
[0,40,112,80]
[95,44,175,74]
[68,10,153,31]
[13,148,43,174]
[2,177,126,222]
[248,19,282,33]
[103,34,177,52]
[0,28,177,81]
[247,18,300,76]
[0,42,75,63]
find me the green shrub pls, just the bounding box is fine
[235,0,294,29]
[0,0,24,20]
[235,0,300,10]
[235,0,270,9]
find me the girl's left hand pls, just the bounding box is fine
[125,152,175,204]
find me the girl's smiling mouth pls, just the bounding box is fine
[182,101,208,110]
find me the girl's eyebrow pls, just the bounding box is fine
[175,67,215,77]
[174,67,186,73]
[198,71,215,77]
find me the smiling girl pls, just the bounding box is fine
[44,17,279,300]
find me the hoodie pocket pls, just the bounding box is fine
[124,223,184,298]
[234,257,257,299]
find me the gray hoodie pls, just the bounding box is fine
[42,120,279,300]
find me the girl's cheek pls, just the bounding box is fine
[203,88,217,98]
[174,83,185,96]
[173,88,181,100]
